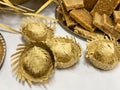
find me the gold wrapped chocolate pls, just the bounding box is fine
[86,38,120,70]
[46,37,81,68]
[21,17,55,43]
[11,42,55,86]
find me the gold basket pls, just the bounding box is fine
[0,33,6,69]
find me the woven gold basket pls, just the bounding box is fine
[0,33,6,69]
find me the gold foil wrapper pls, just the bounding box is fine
[46,37,82,69]
[21,17,55,43]
[86,38,120,70]
[11,42,55,86]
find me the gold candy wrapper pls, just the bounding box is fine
[21,17,55,43]
[46,37,82,69]
[11,42,55,86]
[86,38,120,70]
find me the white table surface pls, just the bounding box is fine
[0,1,120,90]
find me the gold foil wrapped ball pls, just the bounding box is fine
[86,38,120,70]
[46,37,82,69]
[11,42,55,86]
[21,17,54,43]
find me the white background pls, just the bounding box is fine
[0,0,120,90]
